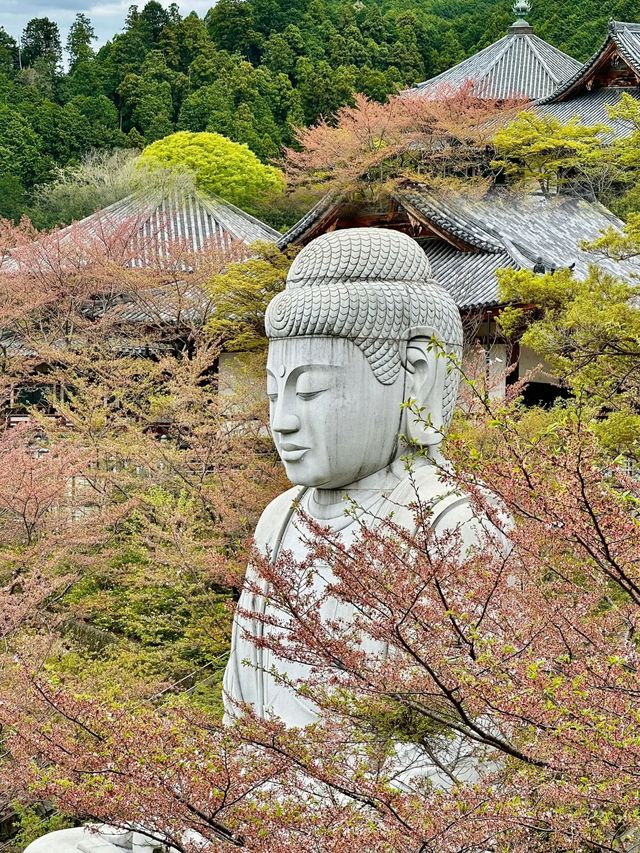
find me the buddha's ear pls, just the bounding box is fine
[401,327,447,448]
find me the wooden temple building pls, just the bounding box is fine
[278,6,640,402]
[4,188,279,423]
[537,21,640,134]
[10,6,640,408]
[278,187,637,310]
[413,2,640,134]
[277,186,640,402]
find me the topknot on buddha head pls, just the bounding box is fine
[284,227,433,289]
[265,228,463,427]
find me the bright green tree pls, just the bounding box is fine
[594,92,640,216]
[497,260,640,463]
[492,111,608,194]
[137,130,285,213]
[206,242,295,350]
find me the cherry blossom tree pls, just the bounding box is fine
[0,207,287,843]
[0,206,638,852]
[1,387,639,852]
[284,87,522,200]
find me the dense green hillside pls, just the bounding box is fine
[0,0,637,223]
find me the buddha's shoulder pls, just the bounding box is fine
[389,465,508,543]
[387,466,463,520]
[254,485,305,549]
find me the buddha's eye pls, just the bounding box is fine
[267,392,278,403]
[295,370,331,400]
[296,390,326,401]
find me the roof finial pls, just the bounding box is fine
[512,0,531,17]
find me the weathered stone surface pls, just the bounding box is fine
[223,228,472,726]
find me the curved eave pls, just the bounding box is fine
[539,42,618,104]
[540,22,640,105]
[396,190,504,253]
[277,195,337,249]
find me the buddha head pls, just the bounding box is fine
[265,228,463,490]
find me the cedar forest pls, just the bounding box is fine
[2,0,640,225]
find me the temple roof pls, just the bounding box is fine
[409,17,581,101]
[537,86,640,135]
[94,190,278,324]
[71,189,280,265]
[3,189,279,329]
[278,188,640,310]
[536,21,640,134]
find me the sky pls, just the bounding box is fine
[2,0,216,51]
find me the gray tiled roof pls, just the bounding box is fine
[3,189,278,276]
[97,191,279,325]
[46,188,279,270]
[410,20,581,101]
[400,191,504,253]
[2,189,280,328]
[414,191,640,309]
[539,21,640,104]
[421,241,518,310]
[536,87,640,137]
[277,188,640,310]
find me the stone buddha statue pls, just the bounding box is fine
[26,227,484,852]
[223,227,486,728]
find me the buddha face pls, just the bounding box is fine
[266,336,406,490]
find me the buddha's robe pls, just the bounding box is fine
[223,463,502,727]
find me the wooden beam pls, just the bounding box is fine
[552,42,635,103]
[400,198,481,252]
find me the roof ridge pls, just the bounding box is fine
[34,186,278,258]
[528,32,583,67]
[525,34,563,84]
[610,20,640,32]
[429,192,507,248]
[413,35,510,89]
[277,194,336,249]
[480,36,517,77]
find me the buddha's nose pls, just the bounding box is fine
[272,411,300,434]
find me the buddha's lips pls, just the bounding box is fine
[279,444,310,461]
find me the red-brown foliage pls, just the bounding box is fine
[2,397,639,852]
[285,86,523,199]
